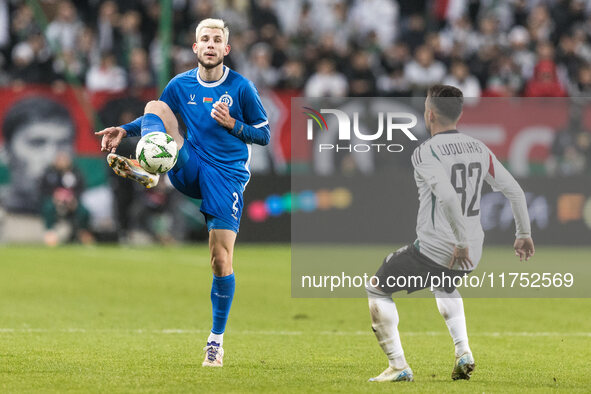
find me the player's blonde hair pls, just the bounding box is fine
[195,18,229,44]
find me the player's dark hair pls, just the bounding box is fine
[427,84,464,123]
[2,97,74,144]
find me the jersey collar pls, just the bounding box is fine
[433,129,459,136]
[196,66,229,87]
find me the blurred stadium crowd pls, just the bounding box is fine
[1,0,591,245]
[1,0,591,97]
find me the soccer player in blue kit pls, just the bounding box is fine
[95,18,270,367]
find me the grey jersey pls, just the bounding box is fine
[411,130,531,269]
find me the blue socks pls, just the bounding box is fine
[210,273,235,335]
[140,113,166,137]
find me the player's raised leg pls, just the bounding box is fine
[202,228,236,367]
[143,100,183,148]
[366,284,413,382]
[432,288,475,380]
[107,100,182,188]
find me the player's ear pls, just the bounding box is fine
[224,44,231,56]
[192,43,198,54]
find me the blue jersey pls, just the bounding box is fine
[160,66,269,184]
[124,66,270,185]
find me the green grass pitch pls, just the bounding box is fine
[0,245,590,393]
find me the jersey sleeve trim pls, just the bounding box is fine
[488,153,495,178]
[253,120,269,128]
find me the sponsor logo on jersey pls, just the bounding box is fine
[188,94,197,105]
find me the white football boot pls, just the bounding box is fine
[451,352,475,380]
[107,153,159,188]
[202,342,224,367]
[369,365,414,382]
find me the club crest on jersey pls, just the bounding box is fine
[188,94,197,105]
[218,93,233,107]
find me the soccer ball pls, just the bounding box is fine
[135,132,178,174]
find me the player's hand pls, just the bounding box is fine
[95,126,127,153]
[514,237,535,261]
[448,246,473,270]
[211,102,236,130]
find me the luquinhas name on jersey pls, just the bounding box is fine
[435,141,483,156]
[318,143,404,153]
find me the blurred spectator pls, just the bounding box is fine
[377,64,411,96]
[556,34,581,83]
[468,44,498,89]
[443,60,482,97]
[11,4,40,43]
[507,25,535,79]
[250,0,280,30]
[96,0,119,53]
[128,48,155,89]
[346,50,377,97]
[380,42,411,74]
[241,43,280,89]
[46,0,82,53]
[304,58,348,97]
[472,15,506,53]
[400,14,426,52]
[348,0,398,49]
[572,26,591,63]
[485,54,523,97]
[278,59,306,90]
[569,64,591,97]
[40,151,93,247]
[118,10,144,66]
[404,45,446,95]
[527,5,554,43]
[10,33,56,85]
[524,60,567,97]
[86,52,127,92]
[52,27,98,82]
[216,0,249,34]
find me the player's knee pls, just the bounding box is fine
[145,100,174,121]
[210,246,232,275]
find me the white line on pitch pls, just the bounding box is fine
[0,328,589,337]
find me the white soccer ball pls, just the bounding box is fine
[135,132,178,174]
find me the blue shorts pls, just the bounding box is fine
[167,141,244,233]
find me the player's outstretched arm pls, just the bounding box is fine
[95,126,127,153]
